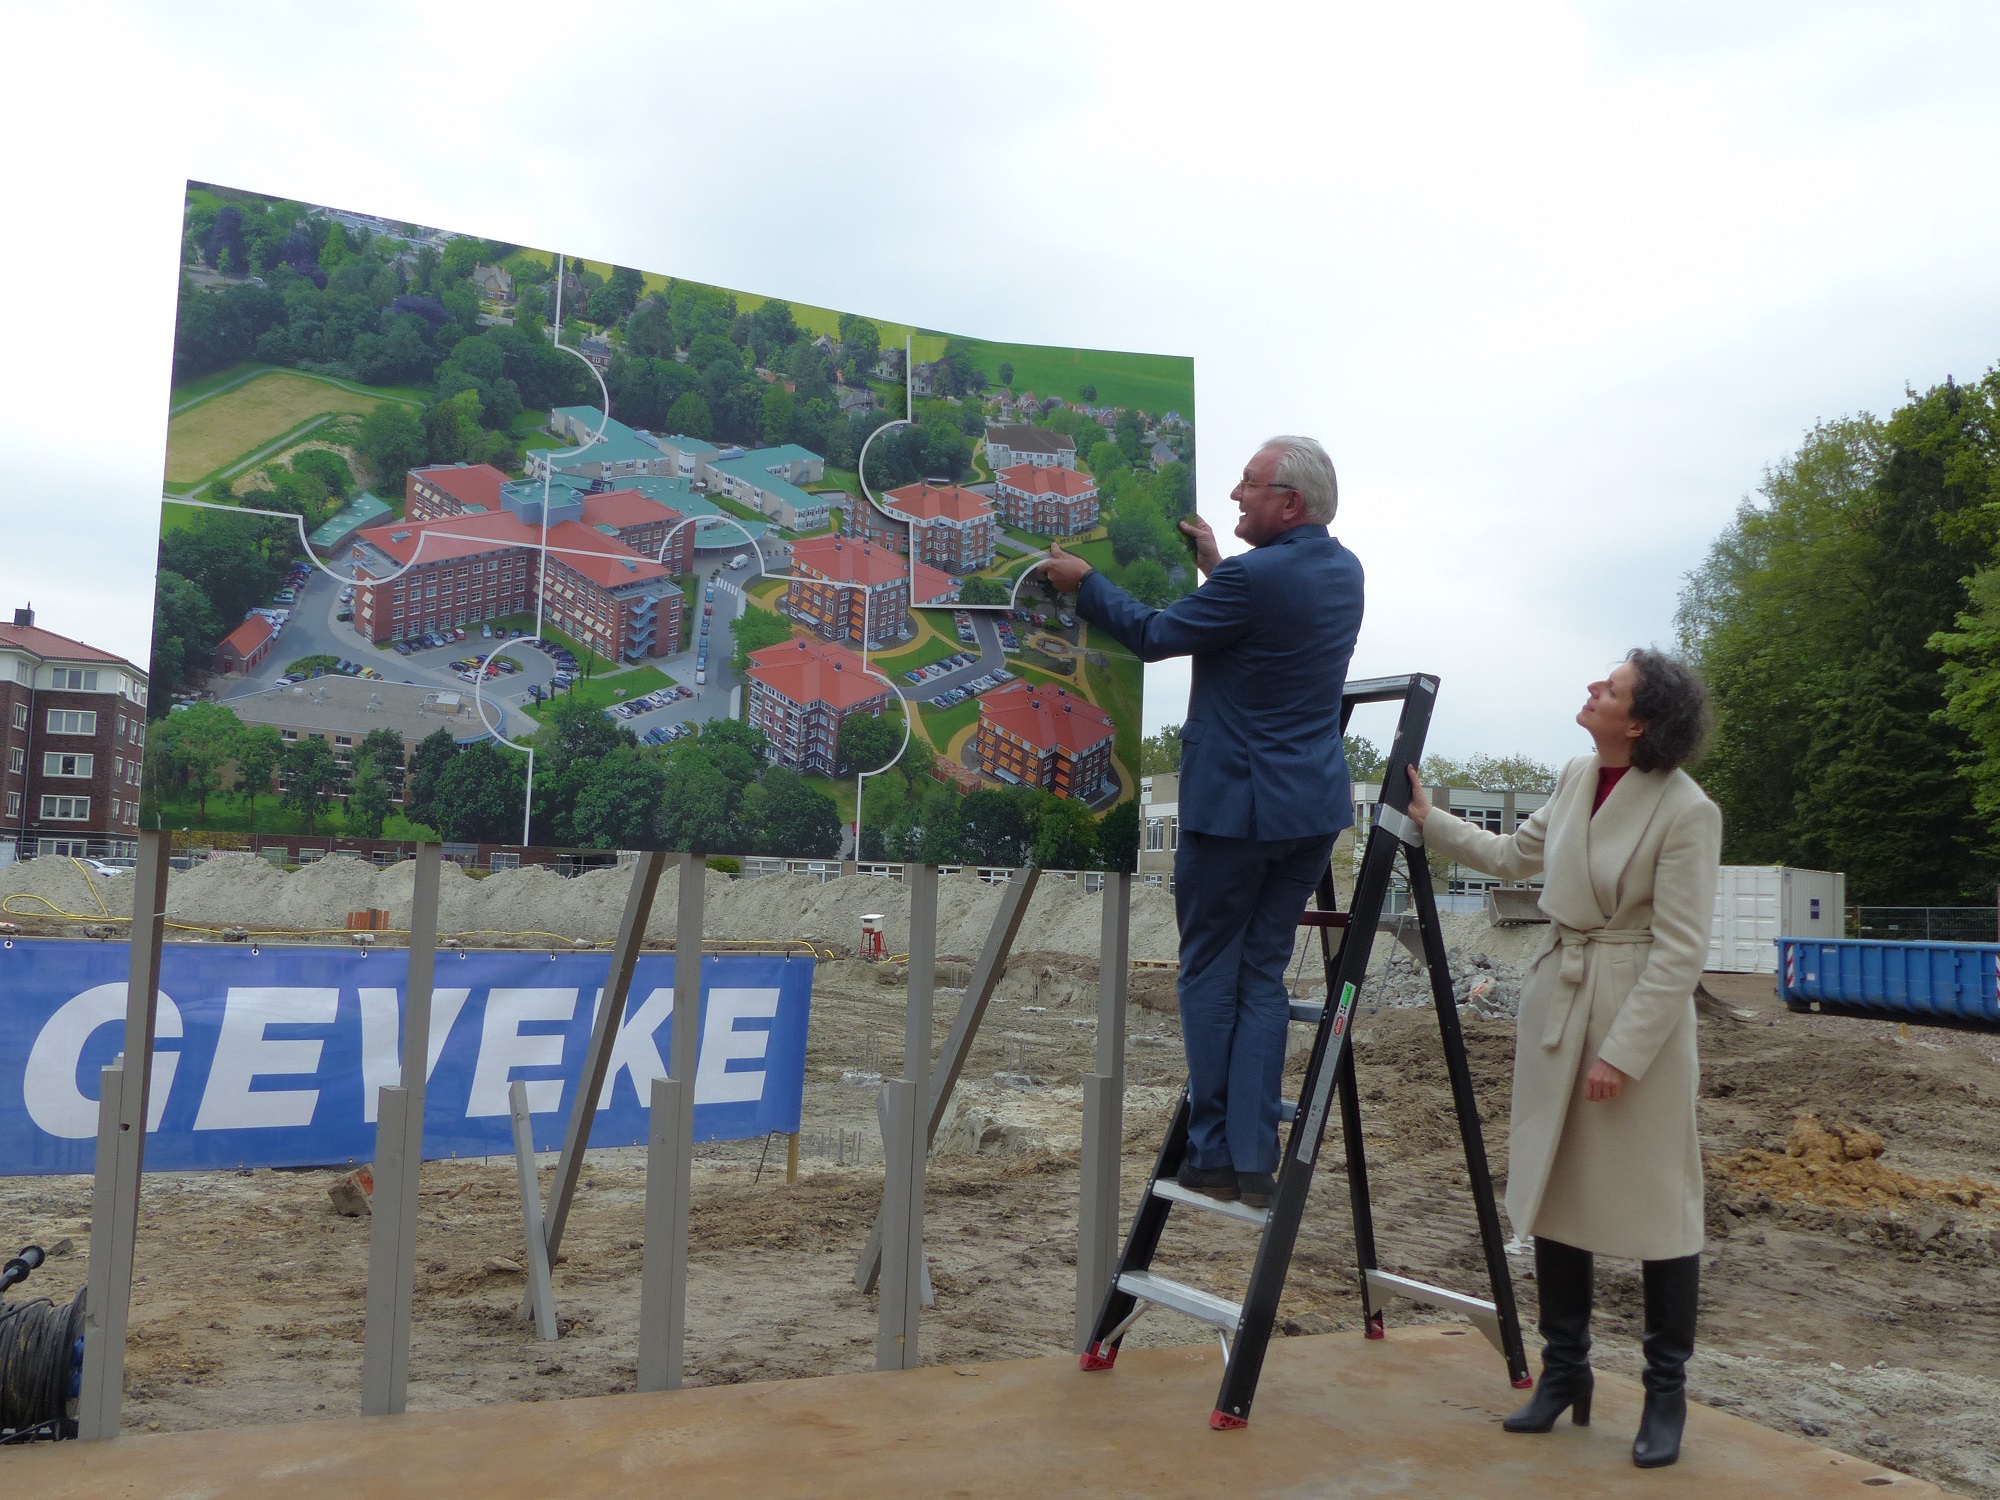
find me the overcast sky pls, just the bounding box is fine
[5,1,1999,768]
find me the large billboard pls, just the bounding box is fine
[144,182,1197,869]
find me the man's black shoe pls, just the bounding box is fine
[1176,1162,1240,1201]
[1238,1171,1277,1209]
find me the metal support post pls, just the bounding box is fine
[78,828,170,1441]
[509,1081,559,1341]
[636,851,703,1390]
[857,865,1040,1292]
[1075,871,1131,1351]
[785,1131,799,1184]
[527,848,664,1319]
[877,864,936,1368]
[361,841,442,1416]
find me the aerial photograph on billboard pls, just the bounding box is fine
[144,182,1197,870]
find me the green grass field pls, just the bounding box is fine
[165,371,399,486]
[871,632,964,676]
[559,666,674,713]
[966,338,1194,417]
[802,774,858,827]
[916,695,981,745]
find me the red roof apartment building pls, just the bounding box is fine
[994,463,1100,537]
[881,481,998,573]
[743,635,890,776]
[347,468,690,661]
[0,607,150,859]
[784,537,959,649]
[973,680,1115,802]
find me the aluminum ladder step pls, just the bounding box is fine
[1364,1269,1505,1355]
[1117,1271,1242,1331]
[1289,1001,1324,1025]
[1150,1178,1269,1227]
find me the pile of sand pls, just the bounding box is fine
[1720,1114,1994,1213]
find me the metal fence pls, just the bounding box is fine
[1850,907,1999,943]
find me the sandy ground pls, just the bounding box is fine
[4,939,1998,1495]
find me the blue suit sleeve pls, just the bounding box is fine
[1078,559,1254,663]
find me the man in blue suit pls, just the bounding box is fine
[1042,436,1363,1208]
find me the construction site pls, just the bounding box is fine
[3,852,1996,1497]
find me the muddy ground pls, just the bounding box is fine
[3,956,1997,1497]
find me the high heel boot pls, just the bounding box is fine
[1632,1253,1699,1468]
[1503,1237,1594,1432]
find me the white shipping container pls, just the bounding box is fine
[1708,865,1845,973]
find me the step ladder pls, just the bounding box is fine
[1079,673,1533,1428]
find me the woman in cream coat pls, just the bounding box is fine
[1408,649,1720,1470]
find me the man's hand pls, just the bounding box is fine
[1181,514,1221,577]
[1041,542,1094,596]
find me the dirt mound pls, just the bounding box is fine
[1719,1113,1994,1213]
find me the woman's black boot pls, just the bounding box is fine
[1504,1237,1594,1432]
[1632,1253,1699,1468]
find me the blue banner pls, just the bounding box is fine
[0,939,813,1175]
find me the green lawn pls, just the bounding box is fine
[963,339,1194,418]
[745,578,788,608]
[916,695,981,746]
[817,467,864,499]
[871,632,964,675]
[559,667,674,713]
[1001,523,1050,549]
[802,774,858,827]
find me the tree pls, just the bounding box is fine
[1123,557,1173,607]
[148,570,222,701]
[359,728,408,802]
[1343,735,1385,783]
[756,768,842,856]
[959,576,1009,605]
[570,746,668,847]
[998,361,1014,387]
[664,391,712,438]
[1032,796,1099,869]
[430,742,528,843]
[404,728,459,828]
[1078,383,1098,402]
[960,788,1035,866]
[658,746,734,851]
[1139,727,1181,774]
[348,753,393,838]
[836,710,902,775]
[233,725,282,828]
[1097,800,1139,872]
[761,383,795,446]
[730,606,794,670]
[155,702,240,821]
[1463,753,1558,793]
[281,736,344,835]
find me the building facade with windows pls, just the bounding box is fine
[973,681,1115,801]
[1138,771,1179,884]
[994,463,1100,536]
[783,538,916,648]
[350,477,688,661]
[743,636,890,777]
[0,607,149,859]
[983,424,1078,472]
[882,481,998,572]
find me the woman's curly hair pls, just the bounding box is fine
[1625,648,1712,773]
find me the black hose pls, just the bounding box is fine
[0,1245,85,1443]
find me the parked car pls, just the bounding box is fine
[336,610,353,623]
[394,642,412,655]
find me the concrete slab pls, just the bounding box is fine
[3,1325,1950,1498]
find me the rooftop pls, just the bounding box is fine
[997,464,1097,498]
[310,491,394,546]
[791,536,908,588]
[219,615,275,657]
[411,463,509,512]
[352,510,672,591]
[224,674,509,747]
[0,612,142,674]
[985,424,1076,456]
[744,636,890,711]
[978,680,1114,755]
[885,480,995,524]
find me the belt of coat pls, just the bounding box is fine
[1533,921,1655,1049]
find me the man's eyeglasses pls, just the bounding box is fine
[1237,477,1297,492]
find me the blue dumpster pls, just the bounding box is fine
[1777,937,2000,1026]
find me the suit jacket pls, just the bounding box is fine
[1423,754,1723,1260]
[1077,525,1364,841]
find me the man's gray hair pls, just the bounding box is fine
[1264,435,1339,523]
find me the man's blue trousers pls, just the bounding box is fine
[1173,829,1339,1174]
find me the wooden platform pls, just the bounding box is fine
[4,1325,1948,1498]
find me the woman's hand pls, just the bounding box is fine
[1583,1059,1629,1102]
[1404,766,1432,827]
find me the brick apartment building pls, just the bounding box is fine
[973,680,1115,802]
[784,537,959,648]
[0,607,149,859]
[743,635,890,776]
[994,463,1100,536]
[983,423,1078,472]
[348,467,689,661]
[882,481,998,573]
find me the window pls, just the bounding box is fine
[50,668,99,691]
[40,795,90,820]
[6,748,20,774]
[334,735,352,747]
[10,705,24,729]
[46,710,97,734]
[280,730,298,741]
[38,837,88,857]
[43,752,93,778]
[4,792,17,817]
